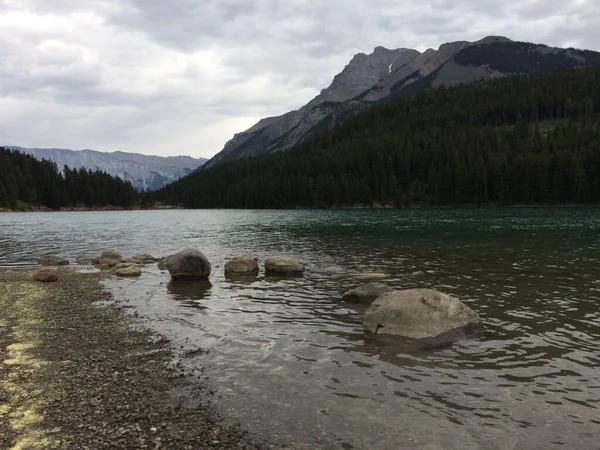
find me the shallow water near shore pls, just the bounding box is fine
[1,208,600,449]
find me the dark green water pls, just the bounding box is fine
[1,208,599,449]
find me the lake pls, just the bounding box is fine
[1,208,599,449]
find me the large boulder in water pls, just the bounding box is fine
[363,289,481,348]
[167,249,211,280]
[38,254,69,266]
[225,256,259,275]
[264,257,304,275]
[342,282,391,305]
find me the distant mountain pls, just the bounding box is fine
[5,147,207,191]
[204,36,600,168]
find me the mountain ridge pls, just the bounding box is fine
[5,146,207,191]
[203,36,600,169]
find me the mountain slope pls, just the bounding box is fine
[6,147,206,191]
[203,47,419,168]
[204,37,600,168]
[153,67,600,208]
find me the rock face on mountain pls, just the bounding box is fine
[204,47,419,169]
[6,147,207,191]
[204,36,600,168]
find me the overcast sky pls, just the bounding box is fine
[0,0,598,159]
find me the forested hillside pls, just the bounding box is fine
[154,67,600,209]
[0,147,138,210]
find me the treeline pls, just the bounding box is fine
[153,67,600,209]
[0,147,137,210]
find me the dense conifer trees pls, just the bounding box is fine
[154,67,600,208]
[0,147,137,210]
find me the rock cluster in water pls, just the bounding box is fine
[35,249,482,348]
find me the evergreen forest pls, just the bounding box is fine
[153,67,600,208]
[0,147,138,210]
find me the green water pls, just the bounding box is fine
[1,207,599,449]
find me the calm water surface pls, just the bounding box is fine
[1,209,599,449]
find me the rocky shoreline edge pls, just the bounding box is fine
[0,268,263,449]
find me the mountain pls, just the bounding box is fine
[204,36,600,168]
[5,147,207,191]
[153,66,600,208]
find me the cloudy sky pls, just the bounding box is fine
[0,0,598,158]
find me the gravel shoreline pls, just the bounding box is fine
[0,268,263,449]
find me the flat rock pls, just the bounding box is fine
[342,282,391,305]
[34,268,59,282]
[116,266,142,277]
[364,289,481,348]
[264,256,304,275]
[38,254,69,266]
[133,253,157,263]
[225,256,259,275]
[167,249,211,280]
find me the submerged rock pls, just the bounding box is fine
[76,255,99,266]
[116,266,142,278]
[133,254,157,264]
[363,289,481,348]
[38,254,69,266]
[264,257,305,275]
[115,262,141,269]
[167,249,211,280]
[342,282,391,305]
[34,268,59,282]
[225,256,259,275]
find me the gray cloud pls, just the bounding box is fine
[0,0,599,157]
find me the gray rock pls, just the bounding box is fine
[116,266,142,277]
[225,256,259,275]
[38,254,69,266]
[99,250,122,267]
[133,254,157,263]
[364,289,481,348]
[342,282,391,305]
[76,255,99,266]
[167,249,211,280]
[101,250,122,260]
[264,257,305,275]
[34,268,59,282]
[157,256,172,271]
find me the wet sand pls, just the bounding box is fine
[0,268,262,449]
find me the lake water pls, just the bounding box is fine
[1,209,599,449]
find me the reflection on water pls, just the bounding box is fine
[168,280,213,303]
[1,208,600,449]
